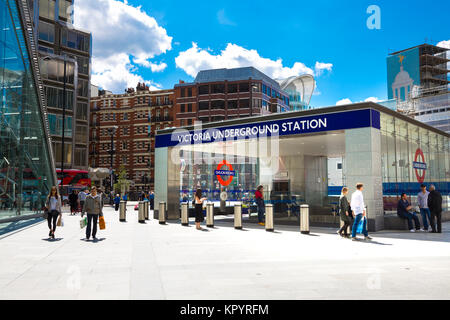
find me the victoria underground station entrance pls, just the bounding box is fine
[154,103,450,232]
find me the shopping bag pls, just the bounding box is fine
[134,204,139,210]
[99,216,106,230]
[356,217,365,234]
[57,215,63,227]
[80,217,87,229]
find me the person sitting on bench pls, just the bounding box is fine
[397,193,423,232]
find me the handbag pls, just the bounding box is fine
[356,216,366,234]
[80,217,87,229]
[57,214,64,227]
[99,216,106,230]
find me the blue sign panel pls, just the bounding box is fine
[156,109,380,148]
[214,170,236,176]
[387,47,421,100]
[413,162,427,170]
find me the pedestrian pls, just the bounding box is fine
[78,189,88,213]
[114,194,121,211]
[194,188,207,230]
[255,185,265,226]
[68,190,78,215]
[150,191,155,210]
[82,186,103,241]
[428,185,443,233]
[123,193,128,202]
[45,186,62,239]
[397,193,422,232]
[350,183,372,241]
[338,187,352,238]
[418,184,432,232]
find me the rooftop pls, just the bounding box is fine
[389,43,449,56]
[175,66,282,90]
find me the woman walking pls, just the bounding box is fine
[82,186,103,241]
[194,189,207,230]
[255,185,265,226]
[68,190,78,215]
[338,187,352,238]
[45,186,62,239]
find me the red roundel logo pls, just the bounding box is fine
[413,149,427,184]
[215,160,235,187]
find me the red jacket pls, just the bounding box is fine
[255,190,263,199]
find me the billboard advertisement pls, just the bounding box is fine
[387,47,421,101]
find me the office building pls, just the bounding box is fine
[29,0,92,171]
[89,83,175,192]
[387,43,450,134]
[174,67,290,127]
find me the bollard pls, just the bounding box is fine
[159,202,166,225]
[138,201,145,223]
[234,203,242,230]
[181,202,189,226]
[265,204,274,232]
[300,204,310,234]
[119,201,126,222]
[144,201,149,220]
[206,203,214,228]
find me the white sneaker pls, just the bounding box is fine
[419,229,424,232]
[410,229,415,233]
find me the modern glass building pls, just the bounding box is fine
[155,102,449,231]
[1,0,56,221]
[278,75,316,111]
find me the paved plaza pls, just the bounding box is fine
[0,202,450,300]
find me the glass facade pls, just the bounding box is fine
[1,0,56,219]
[380,112,450,211]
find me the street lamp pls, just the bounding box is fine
[108,126,119,192]
[42,55,70,193]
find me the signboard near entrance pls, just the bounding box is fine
[156,109,381,148]
[413,148,427,184]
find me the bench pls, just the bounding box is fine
[384,211,450,230]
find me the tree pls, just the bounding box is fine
[113,165,130,194]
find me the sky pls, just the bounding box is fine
[73,0,450,108]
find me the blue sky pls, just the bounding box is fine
[75,0,450,107]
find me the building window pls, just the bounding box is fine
[199,85,209,95]
[180,104,185,112]
[76,102,88,120]
[188,87,193,97]
[181,88,186,97]
[188,104,192,112]
[38,21,55,43]
[239,82,249,92]
[39,0,55,20]
[228,83,238,93]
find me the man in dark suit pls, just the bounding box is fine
[428,185,443,233]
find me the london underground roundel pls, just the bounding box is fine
[215,160,235,187]
[413,148,427,184]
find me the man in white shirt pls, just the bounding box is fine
[350,183,372,241]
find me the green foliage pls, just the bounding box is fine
[113,165,130,192]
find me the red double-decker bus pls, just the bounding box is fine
[56,169,91,203]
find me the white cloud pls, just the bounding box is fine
[314,62,333,76]
[175,43,332,79]
[437,40,450,70]
[217,9,236,26]
[336,97,382,106]
[364,97,382,103]
[336,98,352,106]
[74,0,172,92]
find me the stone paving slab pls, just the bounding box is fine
[0,202,449,300]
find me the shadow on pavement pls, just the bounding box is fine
[41,238,63,242]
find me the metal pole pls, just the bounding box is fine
[181,202,189,226]
[138,201,145,223]
[159,201,166,225]
[61,57,66,196]
[234,203,242,230]
[144,201,149,220]
[300,204,310,234]
[206,203,214,228]
[265,204,274,232]
[110,132,114,192]
[119,200,126,222]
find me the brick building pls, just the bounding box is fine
[89,83,174,192]
[174,67,290,127]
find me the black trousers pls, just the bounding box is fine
[86,214,98,239]
[339,220,352,235]
[47,210,59,232]
[430,211,442,233]
[115,203,120,211]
